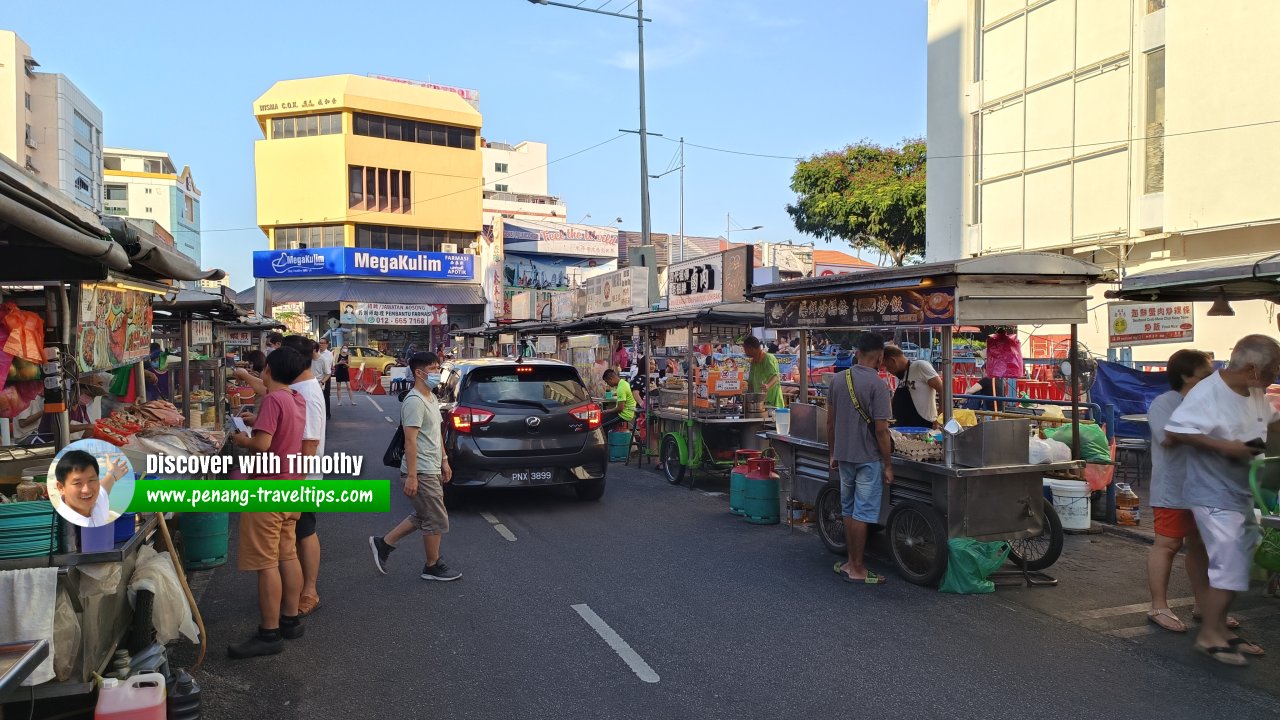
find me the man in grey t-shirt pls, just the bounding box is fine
[826,332,893,584]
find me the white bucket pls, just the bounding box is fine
[1045,478,1091,531]
[774,407,791,436]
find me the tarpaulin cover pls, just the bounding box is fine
[1093,361,1170,438]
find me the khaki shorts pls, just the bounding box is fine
[403,473,449,535]
[238,512,302,571]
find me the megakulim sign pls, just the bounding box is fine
[252,247,474,281]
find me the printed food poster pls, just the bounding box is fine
[77,285,153,372]
[765,288,956,328]
[1108,302,1194,347]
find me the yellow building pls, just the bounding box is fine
[251,74,486,350]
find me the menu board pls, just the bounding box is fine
[1108,302,1194,347]
[77,285,153,372]
[764,287,956,328]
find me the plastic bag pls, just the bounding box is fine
[127,544,199,644]
[52,588,81,681]
[1,302,45,364]
[1045,439,1072,463]
[1029,437,1054,465]
[939,538,1010,594]
[984,331,1025,379]
[1045,423,1111,463]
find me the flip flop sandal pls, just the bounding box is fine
[1192,611,1241,629]
[1228,637,1265,657]
[1194,644,1248,667]
[1146,608,1187,633]
[298,593,321,617]
[832,562,887,584]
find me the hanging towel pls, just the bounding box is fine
[0,567,59,685]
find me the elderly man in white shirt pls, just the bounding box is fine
[1166,334,1280,666]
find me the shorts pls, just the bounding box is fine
[403,473,449,535]
[1191,506,1261,592]
[838,460,884,524]
[238,512,302,571]
[296,511,317,540]
[1153,507,1197,539]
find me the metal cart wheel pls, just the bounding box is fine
[1006,502,1065,571]
[816,485,847,555]
[887,501,949,586]
[660,435,686,485]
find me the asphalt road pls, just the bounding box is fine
[175,394,1280,719]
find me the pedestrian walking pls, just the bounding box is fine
[826,332,893,584]
[333,349,354,405]
[1145,349,1217,633]
[369,352,461,582]
[1166,334,1280,665]
[315,339,333,420]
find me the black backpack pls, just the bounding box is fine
[381,389,419,468]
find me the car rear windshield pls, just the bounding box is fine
[464,366,589,408]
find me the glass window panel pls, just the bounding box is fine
[390,171,400,212]
[1144,48,1166,194]
[386,118,402,141]
[431,124,446,145]
[73,141,92,167]
[447,126,462,148]
[368,115,385,139]
[356,225,370,247]
[349,165,363,208]
[272,118,284,138]
[371,226,387,249]
[377,168,389,210]
[308,226,322,247]
[417,122,432,144]
[402,171,411,212]
[461,128,476,150]
[354,113,370,136]
[365,167,376,208]
[304,115,319,136]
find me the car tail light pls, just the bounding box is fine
[451,406,495,433]
[570,403,602,430]
[515,365,534,374]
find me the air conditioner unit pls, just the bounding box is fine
[441,243,458,253]
[24,136,37,149]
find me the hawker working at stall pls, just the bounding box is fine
[743,336,784,408]
[881,345,943,428]
[603,368,636,431]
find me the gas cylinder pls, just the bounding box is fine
[743,456,781,525]
[1116,482,1141,526]
[167,669,203,720]
[729,450,762,516]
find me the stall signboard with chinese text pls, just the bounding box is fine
[191,320,213,345]
[77,285,153,372]
[764,288,957,328]
[227,330,253,346]
[340,302,448,326]
[252,248,474,281]
[1108,302,1194,347]
[585,267,648,315]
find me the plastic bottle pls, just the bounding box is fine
[95,672,166,720]
[167,669,202,720]
[1116,483,1141,526]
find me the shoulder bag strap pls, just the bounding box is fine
[845,370,873,425]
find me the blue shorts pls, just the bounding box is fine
[838,460,884,523]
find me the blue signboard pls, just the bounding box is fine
[253,248,474,281]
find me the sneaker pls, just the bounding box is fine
[369,536,394,575]
[227,630,283,659]
[421,561,461,582]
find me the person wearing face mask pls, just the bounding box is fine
[369,352,461,582]
[1166,334,1280,666]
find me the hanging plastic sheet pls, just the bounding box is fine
[1092,361,1170,439]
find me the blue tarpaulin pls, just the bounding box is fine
[1093,361,1170,438]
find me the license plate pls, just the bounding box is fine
[511,469,555,484]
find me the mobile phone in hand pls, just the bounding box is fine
[1245,438,1266,452]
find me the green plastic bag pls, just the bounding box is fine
[1045,423,1111,463]
[939,538,1010,594]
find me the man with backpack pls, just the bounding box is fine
[826,332,894,585]
[369,352,461,582]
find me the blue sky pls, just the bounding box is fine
[8,0,924,288]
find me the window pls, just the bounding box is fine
[73,141,92,168]
[144,159,162,173]
[494,162,508,173]
[271,113,341,139]
[377,168,389,211]
[303,115,319,137]
[349,166,363,208]
[495,184,509,192]
[463,366,589,409]
[74,171,92,195]
[104,156,121,171]
[104,185,127,201]
[24,124,34,148]
[183,195,195,222]
[73,112,93,143]
[145,187,152,194]
[1144,48,1166,194]
[1147,0,1166,12]
[24,92,31,110]
[402,170,411,211]
[353,112,476,150]
[390,171,400,212]
[349,165,412,213]
[274,225,344,250]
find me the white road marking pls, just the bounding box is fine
[479,512,517,542]
[571,604,660,684]
[366,396,384,413]
[1067,596,1195,622]
[384,416,395,424]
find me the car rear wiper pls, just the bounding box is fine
[494,398,552,412]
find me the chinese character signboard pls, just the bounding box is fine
[339,302,448,326]
[191,320,213,345]
[585,267,648,315]
[764,288,956,328]
[1108,302,1194,347]
[227,330,253,346]
[668,247,752,309]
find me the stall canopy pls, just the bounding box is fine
[102,217,224,282]
[155,287,244,322]
[1105,251,1280,303]
[235,279,484,305]
[626,302,765,328]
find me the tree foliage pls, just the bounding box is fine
[786,138,926,266]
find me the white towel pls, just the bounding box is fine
[0,567,59,685]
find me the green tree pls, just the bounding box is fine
[786,138,926,266]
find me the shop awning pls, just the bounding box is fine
[251,279,484,305]
[1104,251,1280,303]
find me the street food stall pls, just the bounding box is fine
[152,287,242,432]
[1107,251,1280,534]
[752,253,1103,585]
[627,302,769,486]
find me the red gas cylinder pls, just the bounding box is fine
[743,456,781,525]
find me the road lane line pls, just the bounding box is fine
[1107,604,1280,639]
[366,396,384,413]
[384,416,395,424]
[571,604,659,684]
[480,511,517,542]
[1067,596,1195,622]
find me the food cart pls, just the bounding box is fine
[752,253,1103,585]
[153,287,242,432]
[626,302,769,486]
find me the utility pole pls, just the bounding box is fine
[678,137,684,262]
[636,0,651,248]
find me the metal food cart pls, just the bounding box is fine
[752,253,1103,585]
[625,303,770,486]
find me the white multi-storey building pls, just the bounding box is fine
[0,30,103,213]
[481,140,567,223]
[927,0,1276,358]
[103,148,202,265]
